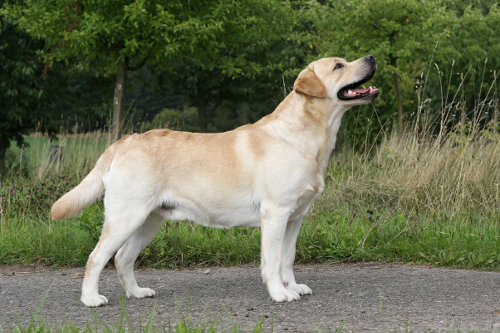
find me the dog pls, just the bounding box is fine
[51,55,379,307]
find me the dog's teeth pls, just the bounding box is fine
[348,90,353,94]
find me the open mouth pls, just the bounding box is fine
[338,70,379,101]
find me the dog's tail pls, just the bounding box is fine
[51,144,117,220]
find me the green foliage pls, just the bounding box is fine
[0,9,59,173]
[162,0,304,131]
[1,0,499,145]
[77,203,104,246]
[1,0,304,134]
[1,0,176,72]
[307,0,499,148]
[430,4,500,119]
[3,148,25,171]
[307,0,446,145]
[0,171,80,220]
[141,107,199,132]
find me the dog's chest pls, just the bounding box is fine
[290,177,324,221]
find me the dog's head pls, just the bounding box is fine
[294,55,379,106]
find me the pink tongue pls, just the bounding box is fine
[353,88,369,94]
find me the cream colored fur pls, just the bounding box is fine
[51,55,378,307]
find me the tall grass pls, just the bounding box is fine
[19,132,109,180]
[320,129,500,216]
[322,60,500,217]
[0,132,109,232]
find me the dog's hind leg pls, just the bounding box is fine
[80,204,151,307]
[115,211,164,299]
[281,217,312,295]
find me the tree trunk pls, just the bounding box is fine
[391,56,403,139]
[112,59,127,142]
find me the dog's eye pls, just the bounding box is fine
[334,63,344,70]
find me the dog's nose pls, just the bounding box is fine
[364,54,375,63]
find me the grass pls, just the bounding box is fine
[0,125,499,270]
[0,198,498,270]
[5,132,109,181]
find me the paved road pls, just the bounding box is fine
[0,263,499,332]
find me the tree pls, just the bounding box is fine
[2,0,297,137]
[309,0,448,138]
[2,0,178,141]
[0,12,59,175]
[433,3,500,128]
[164,0,302,132]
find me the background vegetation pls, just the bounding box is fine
[0,0,499,271]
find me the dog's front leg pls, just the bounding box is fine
[260,206,300,302]
[281,217,312,295]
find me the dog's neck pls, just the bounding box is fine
[254,91,348,176]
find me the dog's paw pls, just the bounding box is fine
[287,283,313,295]
[270,288,300,302]
[126,287,156,299]
[81,294,108,307]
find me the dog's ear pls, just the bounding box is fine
[294,68,326,97]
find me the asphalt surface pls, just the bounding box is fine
[0,263,499,332]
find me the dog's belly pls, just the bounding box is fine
[155,194,262,228]
[205,207,262,228]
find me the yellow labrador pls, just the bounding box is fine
[52,55,379,307]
